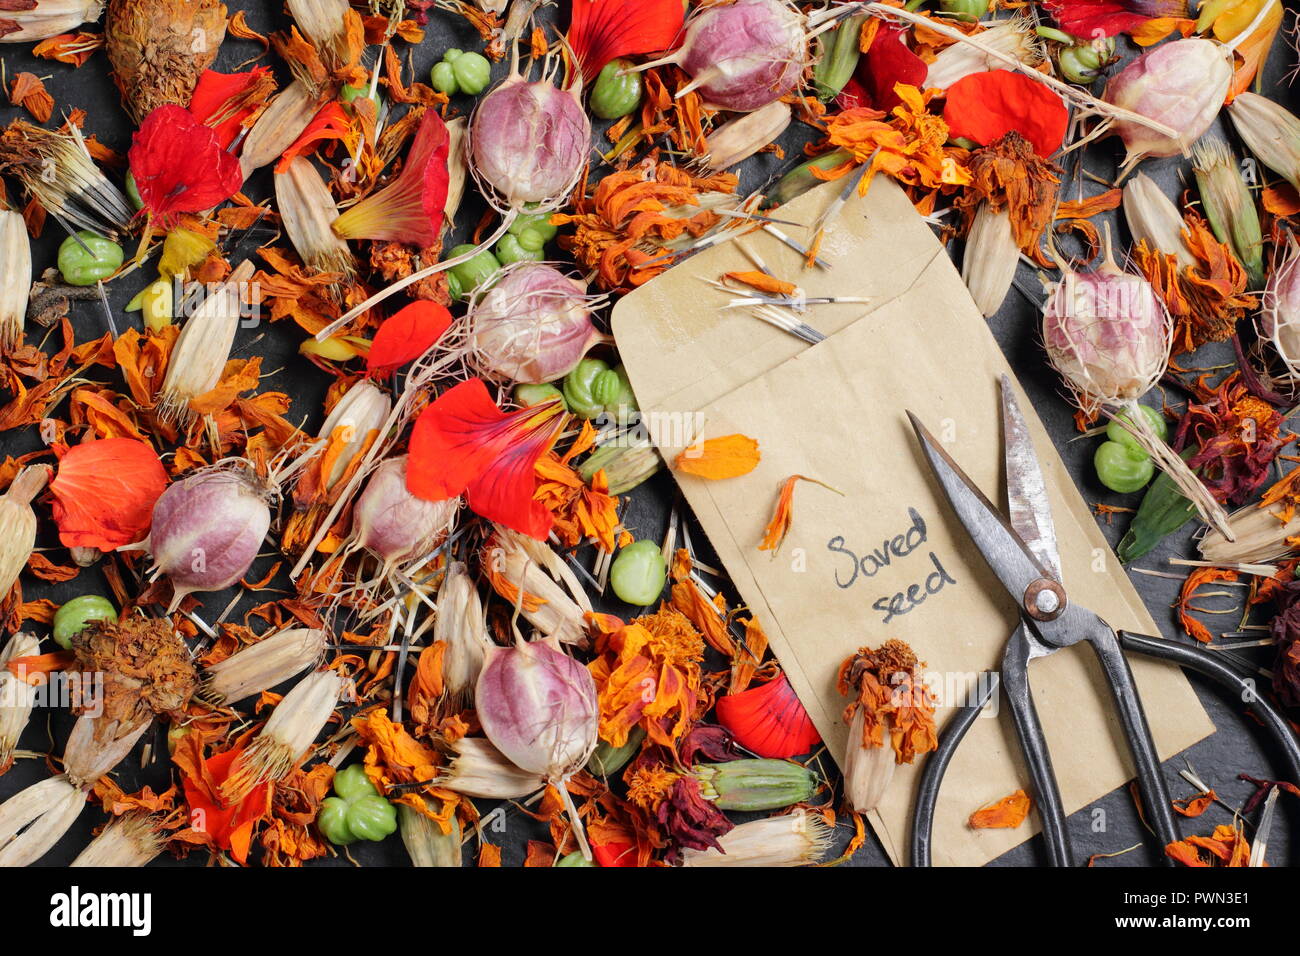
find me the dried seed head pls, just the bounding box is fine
[312,380,393,493]
[1123,172,1195,269]
[202,627,328,705]
[925,16,1042,91]
[443,117,469,225]
[703,100,792,172]
[577,438,662,495]
[71,616,199,735]
[962,204,1019,319]
[434,735,545,799]
[285,0,350,69]
[0,465,49,596]
[1192,137,1264,287]
[159,260,255,426]
[70,812,165,867]
[220,669,343,803]
[483,526,593,646]
[240,80,321,179]
[0,632,41,775]
[434,561,491,707]
[0,121,133,236]
[1228,92,1300,194]
[0,208,32,352]
[105,0,228,124]
[678,811,831,867]
[0,0,104,43]
[399,802,462,867]
[842,706,896,813]
[276,156,357,292]
[1199,502,1300,566]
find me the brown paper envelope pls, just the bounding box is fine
[611,177,1215,867]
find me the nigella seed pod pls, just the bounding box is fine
[1102,39,1230,178]
[467,262,604,384]
[128,459,275,612]
[1259,236,1300,375]
[476,638,598,782]
[351,456,457,568]
[675,0,807,112]
[469,76,590,211]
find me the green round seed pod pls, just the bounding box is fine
[555,850,597,866]
[443,48,464,63]
[591,369,623,407]
[515,382,567,408]
[563,357,611,419]
[509,211,558,243]
[451,51,491,95]
[333,763,378,802]
[495,233,545,265]
[1095,441,1155,494]
[589,59,642,120]
[513,227,548,253]
[341,83,384,114]
[344,794,398,841]
[1056,37,1116,84]
[1105,404,1167,453]
[445,268,464,303]
[317,797,357,845]
[445,243,501,292]
[430,61,459,95]
[58,232,124,286]
[609,539,668,606]
[52,595,116,650]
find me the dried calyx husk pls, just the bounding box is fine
[837,639,936,813]
[434,561,492,708]
[1199,502,1300,566]
[158,259,255,426]
[466,262,606,384]
[703,100,793,172]
[0,0,104,43]
[124,458,276,612]
[0,204,31,352]
[924,15,1041,91]
[295,379,393,501]
[220,668,343,803]
[1228,92,1300,194]
[1192,137,1264,289]
[0,465,50,597]
[433,734,546,799]
[1043,233,1234,538]
[240,80,321,179]
[105,0,229,123]
[483,526,594,646]
[201,627,329,704]
[276,156,358,291]
[0,122,133,237]
[962,204,1019,319]
[286,0,352,69]
[476,635,598,856]
[678,812,831,867]
[0,633,40,776]
[1123,172,1195,269]
[70,812,166,867]
[399,802,461,867]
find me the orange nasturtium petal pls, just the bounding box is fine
[758,474,840,553]
[49,437,169,551]
[675,434,760,480]
[968,789,1032,829]
[1173,790,1217,818]
[723,270,798,297]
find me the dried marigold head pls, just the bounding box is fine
[71,615,199,732]
[105,0,229,123]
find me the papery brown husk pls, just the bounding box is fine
[105,0,229,123]
[71,616,199,736]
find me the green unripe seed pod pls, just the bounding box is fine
[430,61,459,95]
[513,227,547,253]
[609,539,667,606]
[563,357,611,419]
[587,726,647,776]
[52,595,117,650]
[691,758,819,811]
[445,243,501,292]
[555,850,597,866]
[589,59,642,120]
[938,0,989,19]
[451,51,491,95]
[514,382,566,409]
[1105,404,1167,453]
[125,170,143,211]
[317,764,398,845]
[495,233,545,265]
[509,211,558,243]
[58,231,124,286]
[443,48,464,63]
[1095,441,1155,494]
[445,268,463,303]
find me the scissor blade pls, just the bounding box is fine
[906,410,1052,608]
[1000,375,1062,583]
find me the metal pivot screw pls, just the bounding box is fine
[1024,578,1066,621]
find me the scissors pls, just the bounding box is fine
[908,375,1300,867]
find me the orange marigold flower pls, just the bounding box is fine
[837,639,937,763]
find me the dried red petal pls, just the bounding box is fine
[714,672,821,759]
[407,378,566,539]
[128,105,243,221]
[276,101,350,174]
[943,70,1069,158]
[860,24,927,112]
[365,301,453,378]
[49,438,169,551]
[567,0,686,85]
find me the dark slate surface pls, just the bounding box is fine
[0,2,1296,867]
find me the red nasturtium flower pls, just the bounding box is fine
[943,70,1069,158]
[365,301,453,378]
[566,0,686,84]
[188,66,273,149]
[860,24,927,112]
[178,741,272,865]
[714,671,822,759]
[128,104,242,224]
[406,378,567,539]
[276,101,351,173]
[49,437,169,551]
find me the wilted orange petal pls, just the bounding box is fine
[675,434,760,480]
[968,789,1032,829]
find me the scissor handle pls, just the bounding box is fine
[1119,631,1300,783]
[911,670,998,867]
